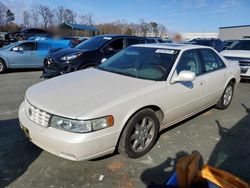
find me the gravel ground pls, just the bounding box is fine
[0,70,250,188]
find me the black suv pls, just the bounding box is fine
[42,34,147,78]
[189,38,225,52]
[5,28,51,41]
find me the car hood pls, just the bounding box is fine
[49,47,87,59]
[26,68,154,119]
[221,50,250,59]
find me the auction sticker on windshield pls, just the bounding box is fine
[155,49,176,54]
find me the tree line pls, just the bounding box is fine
[0,2,167,37]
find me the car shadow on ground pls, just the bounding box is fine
[4,68,42,74]
[0,119,42,188]
[140,103,250,187]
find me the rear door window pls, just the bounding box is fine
[199,49,225,72]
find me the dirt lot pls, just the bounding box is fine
[0,70,250,188]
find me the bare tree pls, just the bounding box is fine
[38,5,54,28]
[6,9,15,23]
[0,2,7,24]
[139,18,149,37]
[31,4,39,27]
[150,22,158,37]
[157,24,167,38]
[63,9,76,24]
[80,13,94,25]
[56,6,76,24]
[23,11,30,28]
[56,6,64,24]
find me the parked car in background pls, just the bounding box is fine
[162,38,173,43]
[19,43,240,161]
[0,32,9,48]
[0,36,9,48]
[61,37,89,47]
[189,38,225,52]
[223,40,237,49]
[221,39,250,79]
[42,34,147,78]
[4,28,52,42]
[0,39,71,73]
[146,37,164,43]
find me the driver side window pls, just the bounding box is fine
[104,38,124,53]
[14,42,36,51]
[176,50,202,75]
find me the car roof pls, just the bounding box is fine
[133,43,213,50]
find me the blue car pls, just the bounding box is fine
[0,40,71,73]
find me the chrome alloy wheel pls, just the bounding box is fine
[0,62,4,72]
[130,117,155,152]
[223,85,233,106]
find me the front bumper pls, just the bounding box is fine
[18,102,117,161]
[41,57,78,79]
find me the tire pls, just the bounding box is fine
[118,109,160,158]
[0,59,6,74]
[215,81,234,110]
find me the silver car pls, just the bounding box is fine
[19,43,240,161]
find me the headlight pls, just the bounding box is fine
[50,115,114,133]
[61,53,81,61]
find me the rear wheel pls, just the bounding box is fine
[0,59,6,73]
[215,81,234,110]
[118,109,159,158]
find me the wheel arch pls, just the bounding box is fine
[78,61,99,70]
[115,104,164,149]
[0,57,8,68]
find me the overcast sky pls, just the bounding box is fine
[1,0,250,32]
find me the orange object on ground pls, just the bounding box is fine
[199,165,249,188]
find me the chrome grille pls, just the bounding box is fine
[25,99,51,127]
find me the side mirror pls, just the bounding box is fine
[101,58,107,63]
[171,71,196,84]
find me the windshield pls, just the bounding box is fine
[98,47,179,81]
[227,40,250,50]
[75,36,112,50]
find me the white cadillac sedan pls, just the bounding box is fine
[19,43,240,161]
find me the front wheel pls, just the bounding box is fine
[0,59,6,73]
[215,81,234,110]
[118,109,159,158]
